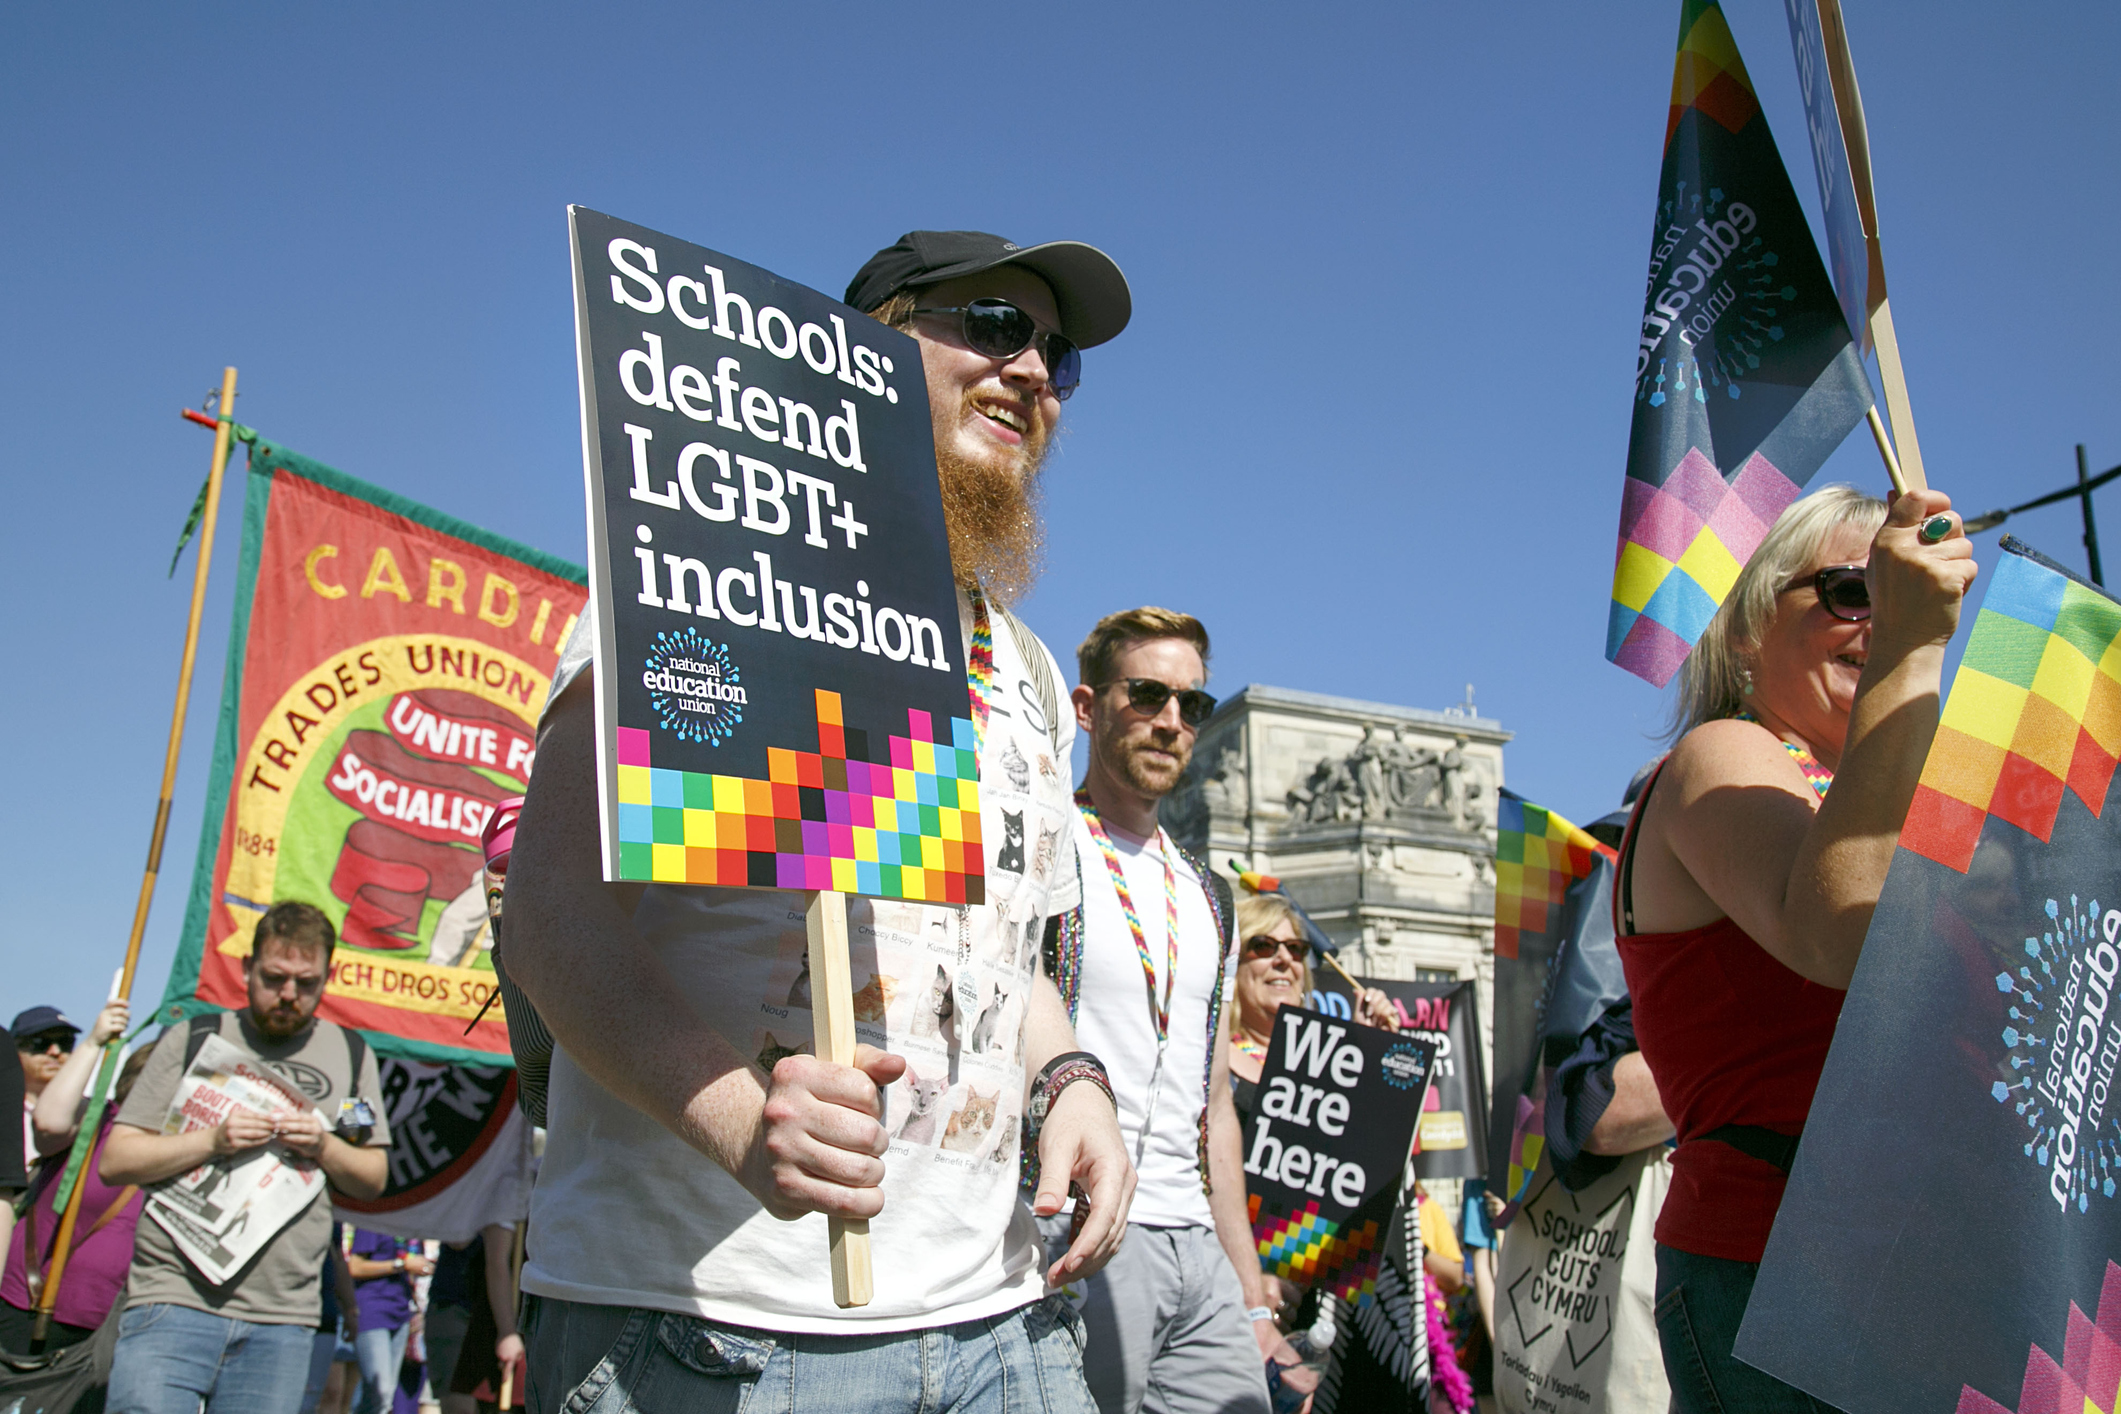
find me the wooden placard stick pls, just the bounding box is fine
[806,889,873,1307]
[1814,0,1929,495]
[1867,301,1928,493]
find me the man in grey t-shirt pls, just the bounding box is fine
[102,902,390,1414]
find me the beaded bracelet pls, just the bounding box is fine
[1019,1051,1115,1191]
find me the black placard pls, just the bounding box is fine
[1245,1005,1434,1297]
[569,207,978,902]
[1312,975,1489,1180]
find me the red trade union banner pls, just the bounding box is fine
[163,444,586,1063]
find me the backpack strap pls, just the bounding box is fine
[182,1011,223,1069]
[995,602,1064,755]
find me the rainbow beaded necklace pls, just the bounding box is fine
[966,585,996,754]
[1074,788,1181,1042]
[1735,710,1833,799]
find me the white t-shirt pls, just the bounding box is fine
[523,592,1081,1334]
[1066,815,1222,1229]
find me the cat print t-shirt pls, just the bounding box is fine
[523,593,1080,1334]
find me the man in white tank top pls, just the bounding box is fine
[506,231,1137,1414]
[1043,609,1297,1414]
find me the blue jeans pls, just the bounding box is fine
[1654,1246,1842,1413]
[106,1302,317,1414]
[521,1292,1094,1414]
[355,1321,413,1414]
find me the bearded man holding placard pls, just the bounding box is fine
[506,230,1136,1413]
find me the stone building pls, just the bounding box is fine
[1159,683,1508,1039]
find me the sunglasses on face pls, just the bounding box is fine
[913,299,1082,400]
[17,1033,71,1054]
[1243,935,1308,962]
[1098,677,1218,728]
[1782,565,1871,622]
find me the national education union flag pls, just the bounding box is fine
[1733,542,2121,1412]
[1606,0,1871,687]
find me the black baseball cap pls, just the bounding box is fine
[845,231,1132,349]
[10,1007,77,1043]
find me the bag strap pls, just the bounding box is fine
[182,1010,223,1069]
[1614,758,1670,937]
[343,1027,368,1089]
[995,603,1063,754]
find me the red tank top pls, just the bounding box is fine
[1614,763,1846,1263]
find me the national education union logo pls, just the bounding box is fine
[1992,895,2121,1214]
[640,627,746,747]
[1381,1042,1428,1091]
[1635,185,1800,411]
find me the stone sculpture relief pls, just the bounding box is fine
[1286,727,1486,832]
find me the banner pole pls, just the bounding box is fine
[806,889,873,1307]
[32,366,239,1348]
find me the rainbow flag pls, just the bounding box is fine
[1902,539,2121,873]
[1606,0,1871,687]
[1493,790,1612,959]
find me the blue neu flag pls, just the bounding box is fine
[1606,0,1871,687]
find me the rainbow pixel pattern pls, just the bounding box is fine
[1903,542,2121,874]
[1250,1193,1385,1304]
[1610,450,1804,688]
[1494,791,1613,960]
[614,688,986,902]
[1959,1259,2121,1414]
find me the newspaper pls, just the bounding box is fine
[145,1032,327,1285]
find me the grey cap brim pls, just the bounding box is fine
[905,240,1132,349]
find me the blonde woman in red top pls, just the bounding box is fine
[1616,484,1973,1412]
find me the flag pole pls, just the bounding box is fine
[32,366,239,1348]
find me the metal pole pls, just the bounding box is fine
[32,367,238,1348]
[2080,444,2104,587]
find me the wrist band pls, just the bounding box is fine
[1035,1053,1115,1116]
[1246,1306,1276,1324]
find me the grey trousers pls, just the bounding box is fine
[1037,1218,1270,1414]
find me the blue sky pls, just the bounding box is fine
[4,3,2115,1021]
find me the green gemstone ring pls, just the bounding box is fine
[1920,514,1954,544]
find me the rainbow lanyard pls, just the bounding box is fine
[966,585,995,754]
[1074,788,1180,1043]
[1736,711,1834,799]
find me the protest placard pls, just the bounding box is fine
[163,445,588,1063]
[1244,1005,1435,1298]
[145,1032,326,1285]
[1736,540,2121,1411]
[1313,975,1487,1181]
[568,207,976,902]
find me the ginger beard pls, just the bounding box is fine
[936,432,1047,608]
[1103,716,1190,799]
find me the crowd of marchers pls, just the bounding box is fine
[3,222,1976,1414]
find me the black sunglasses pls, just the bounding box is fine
[913,299,1081,400]
[1782,565,1871,622]
[1098,678,1218,728]
[1242,934,1308,962]
[16,1032,72,1054]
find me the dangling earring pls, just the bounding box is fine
[1740,664,1756,696]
